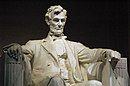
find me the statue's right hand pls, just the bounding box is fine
[3,43,22,61]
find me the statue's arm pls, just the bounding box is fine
[76,42,121,81]
[21,41,34,86]
[3,41,34,61]
[75,42,121,63]
[21,41,34,61]
[92,48,121,62]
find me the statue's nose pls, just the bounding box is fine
[58,20,62,28]
[58,25,62,28]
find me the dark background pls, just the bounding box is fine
[0,1,129,85]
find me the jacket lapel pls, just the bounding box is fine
[41,36,59,63]
[41,36,83,82]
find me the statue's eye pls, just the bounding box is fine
[61,18,65,22]
[53,18,59,22]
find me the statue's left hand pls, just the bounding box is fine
[105,49,121,61]
[110,50,121,60]
[105,49,121,69]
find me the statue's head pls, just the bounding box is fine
[45,5,67,36]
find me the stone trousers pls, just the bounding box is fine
[47,76,103,86]
[47,76,66,86]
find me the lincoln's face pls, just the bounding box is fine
[49,12,66,36]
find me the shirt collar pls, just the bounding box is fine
[48,31,67,41]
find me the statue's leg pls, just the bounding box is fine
[86,80,103,86]
[47,76,66,86]
[72,80,102,86]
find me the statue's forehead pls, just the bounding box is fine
[52,14,66,19]
[54,7,61,11]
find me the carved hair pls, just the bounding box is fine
[45,5,67,25]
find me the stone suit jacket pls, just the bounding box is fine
[22,36,109,86]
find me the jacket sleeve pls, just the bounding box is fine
[21,40,35,61]
[21,40,36,86]
[75,42,111,64]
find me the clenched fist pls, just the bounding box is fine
[3,43,23,61]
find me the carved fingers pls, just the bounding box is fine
[110,50,121,60]
[105,49,121,61]
[3,43,22,61]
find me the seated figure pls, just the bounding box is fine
[3,5,121,86]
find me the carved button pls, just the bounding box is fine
[47,63,51,66]
[47,64,50,66]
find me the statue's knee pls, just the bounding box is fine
[51,76,63,82]
[48,76,65,86]
[87,80,103,86]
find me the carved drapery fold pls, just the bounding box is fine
[4,51,24,86]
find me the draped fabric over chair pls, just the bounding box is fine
[4,51,24,86]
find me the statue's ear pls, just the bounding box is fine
[45,16,50,25]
